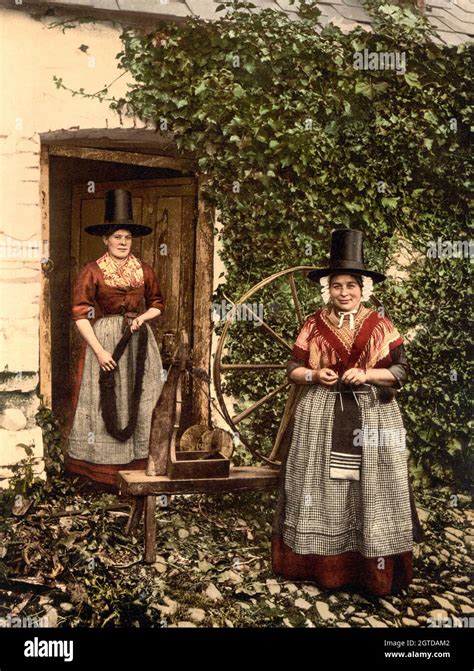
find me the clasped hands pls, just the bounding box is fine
[316,367,367,386]
[130,316,144,333]
[95,316,144,372]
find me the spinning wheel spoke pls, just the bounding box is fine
[257,322,292,353]
[232,381,291,424]
[288,272,304,327]
[214,266,318,466]
[223,294,292,353]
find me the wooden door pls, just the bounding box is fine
[70,177,198,430]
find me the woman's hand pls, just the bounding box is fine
[316,368,339,386]
[95,348,117,372]
[130,316,144,333]
[341,367,366,385]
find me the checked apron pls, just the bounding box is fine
[271,305,422,595]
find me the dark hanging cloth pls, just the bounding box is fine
[99,324,149,442]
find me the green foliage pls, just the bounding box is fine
[106,0,471,487]
[35,405,66,481]
[0,443,44,512]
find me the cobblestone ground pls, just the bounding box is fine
[0,488,471,628]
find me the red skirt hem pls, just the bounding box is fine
[65,455,147,490]
[271,534,413,596]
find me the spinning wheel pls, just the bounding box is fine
[213,266,320,467]
[213,266,387,467]
[121,264,386,562]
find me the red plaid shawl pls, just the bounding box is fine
[291,306,404,376]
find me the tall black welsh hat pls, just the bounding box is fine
[84,189,153,237]
[307,228,386,284]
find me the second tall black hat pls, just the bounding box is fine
[307,229,386,283]
[84,189,153,237]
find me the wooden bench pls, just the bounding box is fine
[118,467,280,563]
[118,329,281,561]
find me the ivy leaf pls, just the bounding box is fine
[381,197,400,209]
[404,72,421,88]
[372,82,389,93]
[233,84,245,98]
[351,38,366,52]
[423,110,438,124]
[447,438,462,455]
[194,81,207,95]
[355,82,373,99]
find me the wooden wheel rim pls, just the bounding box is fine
[213,268,388,466]
[213,266,319,466]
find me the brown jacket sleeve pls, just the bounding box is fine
[387,343,410,389]
[143,263,165,313]
[286,356,307,380]
[71,263,98,321]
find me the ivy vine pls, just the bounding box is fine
[54,0,472,488]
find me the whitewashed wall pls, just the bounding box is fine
[0,7,146,488]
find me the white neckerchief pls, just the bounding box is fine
[337,308,359,330]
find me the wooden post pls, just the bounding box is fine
[144,495,157,564]
[146,363,181,476]
[124,497,145,536]
[191,176,213,426]
[39,145,52,407]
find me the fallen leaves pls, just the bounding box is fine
[1,484,472,629]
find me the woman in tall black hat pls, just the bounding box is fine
[272,229,422,596]
[66,189,165,490]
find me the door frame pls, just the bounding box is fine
[39,142,213,426]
